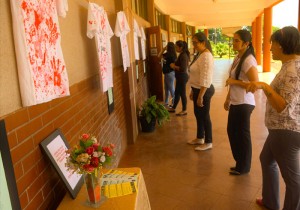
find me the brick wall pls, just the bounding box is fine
[1,65,149,209]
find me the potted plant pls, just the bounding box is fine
[138,95,170,132]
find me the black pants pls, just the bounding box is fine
[192,85,215,143]
[173,74,188,111]
[227,104,254,173]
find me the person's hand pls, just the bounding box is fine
[246,82,261,93]
[225,78,236,86]
[170,63,175,70]
[197,96,204,107]
[224,99,230,111]
[189,90,193,100]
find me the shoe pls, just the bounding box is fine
[195,143,212,151]
[176,111,187,116]
[230,167,236,171]
[168,104,173,108]
[229,170,241,175]
[187,138,204,145]
[256,198,264,207]
[168,108,175,113]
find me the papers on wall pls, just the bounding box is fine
[87,3,114,92]
[114,11,131,71]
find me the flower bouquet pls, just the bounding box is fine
[65,133,115,207]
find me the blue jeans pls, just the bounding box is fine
[164,71,175,105]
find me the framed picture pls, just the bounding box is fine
[107,87,114,114]
[0,120,21,210]
[40,129,83,199]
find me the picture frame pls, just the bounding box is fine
[40,129,83,199]
[107,87,114,114]
[0,120,21,210]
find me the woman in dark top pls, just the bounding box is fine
[158,42,177,107]
[169,40,190,116]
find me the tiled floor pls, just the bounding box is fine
[119,60,285,210]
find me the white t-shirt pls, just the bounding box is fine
[10,0,70,106]
[133,19,141,60]
[140,27,146,60]
[189,52,214,88]
[87,3,114,92]
[229,55,257,106]
[114,12,131,71]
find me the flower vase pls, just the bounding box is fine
[83,169,105,207]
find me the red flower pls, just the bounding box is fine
[110,143,115,149]
[85,146,94,155]
[82,134,90,139]
[90,157,99,167]
[92,143,100,151]
[83,164,94,172]
[102,147,113,156]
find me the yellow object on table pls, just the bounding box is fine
[57,167,151,210]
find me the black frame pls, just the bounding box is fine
[40,129,83,199]
[107,87,114,114]
[0,120,21,210]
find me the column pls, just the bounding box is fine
[298,0,300,30]
[256,14,262,65]
[147,0,155,26]
[181,22,186,41]
[252,20,257,54]
[263,7,272,72]
[165,15,171,41]
[204,29,209,38]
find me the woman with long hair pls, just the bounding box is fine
[158,42,177,107]
[247,26,300,210]
[224,29,259,175]
[187,32,215,151]
[169,40,190,116]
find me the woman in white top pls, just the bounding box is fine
[224,30,259,175]
[187,32,215,151]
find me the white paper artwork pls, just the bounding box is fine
[87,3,114,92]
[10,0,70,106]
[114,11,131,71]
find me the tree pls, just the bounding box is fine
[214,42,229,58]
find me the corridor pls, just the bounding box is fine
[118,59,285,210]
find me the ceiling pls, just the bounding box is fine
[154,0,282,29]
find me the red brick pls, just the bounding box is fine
[27,176,44,200]
[16,167,38,195]
[19,191,29,210]
[5,108,29,132]
[16,118,43,143]
[13,161,24,181]
[22,149,42,172]
[24,191,43,210]
[7,131,18,149]
[28,102,51,120]
[11,138,33,164]
[32,123,54,147]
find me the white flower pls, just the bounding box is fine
[93,151,100,157]
[100,155,106,163]
[91,136,97,143]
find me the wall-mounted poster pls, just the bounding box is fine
[40,129,83,199]
[0,120,21,210]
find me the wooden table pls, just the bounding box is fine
[57,167,151,210]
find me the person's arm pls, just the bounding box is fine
[158,46,166,59]
[226,66,258,88]
[197,87,207,107]
[170,54,188,72]
[224,90,231,111]
[246,82,287,113]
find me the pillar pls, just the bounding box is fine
[165,15,171,41]
[252,20,257,54]
[204,29,209,38]
[181,22,186,41]
[298,0,300,30]
[256,14,262,65]
[263,7,272,72]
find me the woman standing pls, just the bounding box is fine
[158,42,177,107]
[187,32,215,151]
[247,26,300,210]
[169,40,190,116]
[224,30,259,175]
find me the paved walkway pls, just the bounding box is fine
[119,59,284,210]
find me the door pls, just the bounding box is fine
[146,26,163,101]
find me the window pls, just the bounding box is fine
[155,9,166,30]
[132,0,148,20]
[171,19,182,34]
